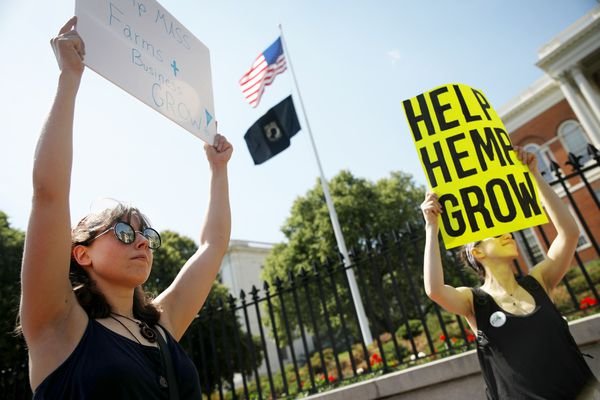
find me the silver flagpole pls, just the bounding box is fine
[278,24,373,345]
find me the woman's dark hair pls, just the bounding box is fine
[70,201,160,326]
[460,241,486,280]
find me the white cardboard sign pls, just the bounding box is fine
[75,0,216,143]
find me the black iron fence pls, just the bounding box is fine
[3,146,600,399]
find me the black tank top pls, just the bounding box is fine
[472,275,597,399]
[33,319,202,399]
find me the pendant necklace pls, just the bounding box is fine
[110,312,157,343]
[507,291,518,306]
[109,313,169,389]
[505,289,530,314]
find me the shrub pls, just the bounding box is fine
[395,319,423,340]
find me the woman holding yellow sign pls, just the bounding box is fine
[19,17,232,398]
[421,146,598,399]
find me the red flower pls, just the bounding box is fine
[466,333,476,343]
[439,334,446,342]
[370,353,382,366]
[328,375,336,382]
[579,297,598,310]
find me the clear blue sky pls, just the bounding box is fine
[1,0,597,245]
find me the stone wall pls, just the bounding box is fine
[305,313,600,400]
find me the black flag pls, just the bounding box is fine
[244,95,301,165]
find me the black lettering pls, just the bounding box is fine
[486,179,517,222]
[447,133,477,178]
[507,172,543,218]
[419,142,451,188]
[403,95,434,142]
[430,87,459,132]
[494,127,515,166]
[471,127,505,171]
[453,85,482,122]
[439,193,465,237]
[460,185,494,232]
[472,89,491,120]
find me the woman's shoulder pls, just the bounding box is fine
[520,271,548,293]
[29,313,91,392]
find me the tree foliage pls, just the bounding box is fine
[260,170,431,345]
[265,170,426,275]
[0,212,27,367]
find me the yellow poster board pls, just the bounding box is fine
[402,83,548,249]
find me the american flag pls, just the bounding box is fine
[240,37,287,108]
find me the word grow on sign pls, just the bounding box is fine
[402,83,548,249]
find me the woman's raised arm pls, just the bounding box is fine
[155,134,233,340]
[514,146,580,291]
[422,192,473,318]
[20,17,86,341]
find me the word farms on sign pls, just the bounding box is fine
[402,83,548,249]
[75,0,216,143]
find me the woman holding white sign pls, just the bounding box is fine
[421,146,599,399]
[19,17,232,399]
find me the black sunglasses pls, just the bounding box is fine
[473,233,514,248]
[90,221,161,250]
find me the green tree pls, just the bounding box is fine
[147,230,262,393]
[260,170,432,346]
[0,211,27,367]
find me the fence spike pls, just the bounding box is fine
[550,160,562,177]
[566,152,583,170]
[262,280,270,292]
[588,143,600,160]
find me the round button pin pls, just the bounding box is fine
[490,311,507,328]
[159,376,168,388]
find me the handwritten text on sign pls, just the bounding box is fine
[75,0,216,143]
[402,84,548,249]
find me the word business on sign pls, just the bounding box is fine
[402,83,548,249]
[76,0,216,143]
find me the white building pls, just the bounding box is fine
[220,240,314,377]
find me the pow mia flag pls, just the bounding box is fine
[244,95,301,165]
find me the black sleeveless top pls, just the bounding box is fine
[472,275,598,399]
[33,319,202,399]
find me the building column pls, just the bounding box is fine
[557,72,600,148]
[571,65,600,125]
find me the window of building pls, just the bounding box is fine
[514,228,546,269]
[569,206,591,251]
[557,120,591,165]
[523,143,555,182]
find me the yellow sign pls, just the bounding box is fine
[402,83,548,249]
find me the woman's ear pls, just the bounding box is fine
[72,245,92,267]
[472,246,485,263]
